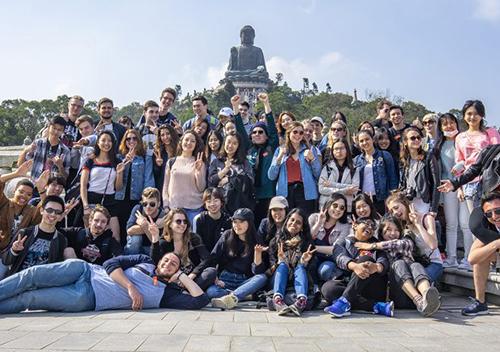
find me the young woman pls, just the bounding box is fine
[205,130,224,164]
[399,127,440,215]
[319,120,350,152]
[322,217,392,318]
[150,208,216,291]
[355,214,440,316]
[193,117,210,145]
[163,130,206,225]
[374,127,399,174]
[223,120,236,136]
[257,196,289,245]
[268,121,321,217]
[277,111,296,145]
[386,191,443,283]
[421,114,438,153]
[208,132,254,215]
[115,129,155,243]
[332,111,347,124]
[309,194,351,281]
[354,129,398,215]
[207,208,269,310]
[318,137,360,212]
[269,208,316,316]
[153,124,179,193]
[434,113,473,269]
[78,130,126,242]
[302,120,322,165]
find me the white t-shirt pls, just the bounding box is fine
[362,163,376,195]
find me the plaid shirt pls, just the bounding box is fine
[380,236,415,263]
[28,138,71,180]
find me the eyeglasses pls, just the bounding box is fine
[126,137,138,141]
[331,128,344,132]
[141,201,157,208]
[70,104,84,109]
[252,130,265,135]
[485,208,500,219]
[357,219,376,228]
[174,219,188,225]
[333,146,346,152]
[292,130,304,135]
[408,136,421,141]
[331,203,346,211]
[423,121,435,126]
[44,207,63,215]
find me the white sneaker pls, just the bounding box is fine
[211,293,238,310]
[457,259,472,271]
[442,257,458,268]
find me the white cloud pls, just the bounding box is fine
[473,0,500,22]
[298,0,317,14]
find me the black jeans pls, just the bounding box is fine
[194,267,217,291]
[321,256,387,312]
[389,259,429,309]
[287,183,316,217]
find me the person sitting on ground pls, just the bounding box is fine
[0,252,209,313]
[257,196,289,245]
[61,205,123,265]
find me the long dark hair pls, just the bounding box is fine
[400,126,425,168]
[353,193,381,220]
[374,127,398,162]
[462,99,487,132]
[377,213,404,240]
[93,130,117,167]
[276,208,314,251]
[434,113,460,158]
[193,117,211,144]
[322,193,348,224]
[226,220,262,258]
[220,132,247,164]
[155,124,179,159]
[324,137,355,176]
[265,206,289,243]
[205,130,224,160]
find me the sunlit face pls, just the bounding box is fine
[389,108,403,125]
[181,133,197,154]
[49,124,65,140]
[224,135,239,156]
[141,196,159,217]
[289,126,304,145]
[192,100,207,116]
[355,200,371,218]
[170,213,188,234]
[78,121,93,137]
[68,98,84,117]
[441,117,458,133]
[311,121,323,134]
[14,184,33,207]
[360,124,374,134]
[125,132,139,150]
[157,253,181,278]
[160,129,171,145]
[160,92,175,111]
[281,114,293,130]
[89,211,109,236]
[464,106,482,129]
[219,114,231,125]
[208,134,221,152]
[332,141,347,161]
[328,199,346,220]
[251,127,267,145]
[382,222,401,241]
[47,181,64,197]
[271,208,286,223]
[483,199,500,228]
[404,130,422,151]
[376,134,391,150]
[194,121,208,137]
[41,201,64,226]
[422,118,436,134]
[358,132,374,152]
[239,104,249,119]
[387,200,408,222]
[355,222,375,242]
[98,133,113,153]
[224,122,236,135]
[98,102,114,120]
[303,123,314,142]
[286,213,303,236]
[205,196,222,214]
[378,104,390,119]
[232,219,249,236]
[144,107,159,123]
[330,123,345,139]
[334,112,344,121]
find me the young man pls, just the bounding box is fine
[125,187,167,255]
[94,97,127,147]
[193,187,232,252]
[183,95,218,131]
[238,101,252,135]
[0,252,209,313]
[72,115,98,172]
[463,192,500,315]
[29,174,66,207]
[388,105,411,147]
[19,115,71,180]
[61,205,123,265]
[2,195,70,277]
[373,99,392,130]
[310,116,324,147]
[136,100,160,156]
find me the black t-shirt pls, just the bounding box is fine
[195,212,232,252]
[21,228,55,270]
[60,120,79,149]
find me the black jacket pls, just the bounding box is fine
[469,206,500,245]
[2,225,67,276]
[400,152,440,213]
[194,211,232,252]
[451,144,500,195]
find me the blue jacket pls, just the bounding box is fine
[268,144,321,201]
[354,149,398,202]
[115,154,155,201]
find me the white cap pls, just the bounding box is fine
[311,116,324,126]
[218,107,234,117]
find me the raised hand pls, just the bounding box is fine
[135,210,148,229]
[277,242,286,261]
[147,215,160,243]
[72,138,87,150]
[231,94,241,107]
[224,158,232,170]
[301,244,317,263]
[12,233,28,252]
[194,152,204,171]
[254,244,269,254]
[148,120,159,135]
[346,185,360,195]
[437,180,455,193]
[318,208,327,225]
[16,159,33,177]
[172,119,183,134]
[35,170,51,192]
[153,151,163,167]
[408,203,422,226]
[304,146,315,162]
[258,93,268,103]
[63,198,80,217]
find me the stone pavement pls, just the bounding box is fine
[0,293,498,352]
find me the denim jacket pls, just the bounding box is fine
[354,149,398,202]
[115,154,155,201]
[268,144,321,200]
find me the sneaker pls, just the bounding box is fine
[325,296,351,318]
[461,297,489,316]
[211,293,238,310]
[442,256,458,269]
[422,286,441,316]
[373,301,394,317]
[273,295,290,316]
[457,258,472,271]
[289,297,307,317]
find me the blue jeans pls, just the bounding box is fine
[124,235,151,255]
[0,259,96,314]
[425,262,443,284]
[318,261,336,281]
[184,206,204,227]
[206,270,268,301]
[273,263,308,299]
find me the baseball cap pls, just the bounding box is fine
[269,196,289,210]
[311,116,324,126]
[218,107,234,117]
[232,208,254,222]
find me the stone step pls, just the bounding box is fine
[440,267,500,305]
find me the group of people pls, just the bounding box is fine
[0,89,498,319]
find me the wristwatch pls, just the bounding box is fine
[370,243,377,250]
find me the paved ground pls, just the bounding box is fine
[0,293,498,352]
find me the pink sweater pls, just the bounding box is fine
[162,156,206,209]
[455,127,500,182]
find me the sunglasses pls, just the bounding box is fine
[44,207,63,215]
[292,130,304,135]
[485,208,500,219]
[126,137,138,141]
[252,130,265,135]
[408,136,421,141]
[174,219,188,225]
[141,201,157,208]
[331,203,346,211]
[423,121,435,126]
[331,127,344,132]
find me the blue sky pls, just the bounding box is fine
[1,0,499,126]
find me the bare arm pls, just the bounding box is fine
[469,238,500,265]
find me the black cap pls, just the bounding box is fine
[232,208,254,223]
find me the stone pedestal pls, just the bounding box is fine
[232,81,269,111]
